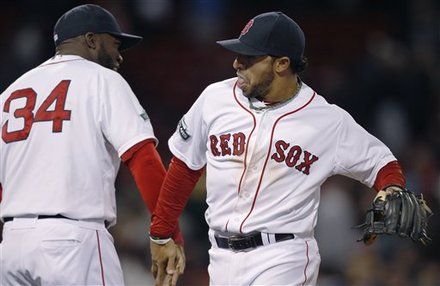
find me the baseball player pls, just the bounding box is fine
[149,12,406,285]
[0,4,184,285]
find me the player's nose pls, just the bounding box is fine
[117,54,123,65]
[233,57,244,71]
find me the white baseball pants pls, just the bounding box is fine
[208,230,321,286]
[0,217,124,285]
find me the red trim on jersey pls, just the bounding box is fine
[150,157,204,238]
[239,91,316,233]
[373,160,406,191]
[38,58,86,68]
[122,139,184,244]
[230,82,257,231]
[233,82,257,196]
[96,230,106,286]
[301,241,310,286]
[0,184,2,203]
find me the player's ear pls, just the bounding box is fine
[84,32,97,49]
[274,57,291,73]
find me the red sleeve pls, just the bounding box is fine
[373,160,406,191]
[150,156,204,238]
[122,139,165,212]
[122,140,184,244]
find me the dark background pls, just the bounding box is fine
[1,0,439,285]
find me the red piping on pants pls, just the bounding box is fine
[96,230,106,286]
[301,241,310,286]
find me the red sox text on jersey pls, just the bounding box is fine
[210,133,319,175]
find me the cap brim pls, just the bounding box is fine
[216,39,266,56]
[111,32,143,51]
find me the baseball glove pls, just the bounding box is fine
[355,186,432,245]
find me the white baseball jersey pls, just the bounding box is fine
[169,77,396,236]
[0,54,156,226]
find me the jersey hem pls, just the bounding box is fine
[118,134,158,158]
[168,143,205,171]
[366,155,398,188]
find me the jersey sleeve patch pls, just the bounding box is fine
[177,117,190,140]
[140,110,149,121]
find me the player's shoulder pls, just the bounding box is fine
[88,61,122,79]
[37,55,126,83]
[202,77,236,94]
[196,77,236,104]
[1,56,128,99]
[73,58,125,82]
[1,66,38,96]
[303,83,349,122]
[183,77,235,110]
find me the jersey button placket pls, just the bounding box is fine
[245,110,267,174]
[228,110,268,232]
[238,111,270,230]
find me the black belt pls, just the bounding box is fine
[3,214,72,222]
[214,232,295,252]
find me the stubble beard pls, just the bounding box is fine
[246,69,275,100]
[97,47,118,71]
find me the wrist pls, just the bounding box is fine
[149,234,172,245]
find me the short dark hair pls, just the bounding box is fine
[291,56,308,73]
[271,55,308,74]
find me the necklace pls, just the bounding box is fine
[249,80,302,111]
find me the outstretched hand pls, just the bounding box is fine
[150,239,185,286]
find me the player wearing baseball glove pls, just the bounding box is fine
[356,186,432,245]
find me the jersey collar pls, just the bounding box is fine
[40,54,87,67]
[234,78,315,114]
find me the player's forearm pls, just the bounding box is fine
[373,160,406,191]
[150,156,204,238]
[122,139,166,212]
[123,141,186,244]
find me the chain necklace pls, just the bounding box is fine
[248,79,302,111]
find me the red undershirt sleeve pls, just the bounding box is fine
[150,156,204,238]
[121,140,184,244]
[373,160,406,192]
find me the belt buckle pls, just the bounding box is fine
[228,234,258,252]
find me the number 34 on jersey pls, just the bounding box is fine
[1,80,72,143]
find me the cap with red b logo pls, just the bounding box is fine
[217,12,305,63]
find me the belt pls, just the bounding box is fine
[214,232,295,252]
[4,214,73,222]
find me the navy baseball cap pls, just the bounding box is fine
[217,12,305,63]
[53,4,142,51]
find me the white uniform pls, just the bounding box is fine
[169,78,396,285]
[0,54,156,285]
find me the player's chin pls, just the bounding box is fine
[239,85,250,96]
[243,89,256,99]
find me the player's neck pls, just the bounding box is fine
[55,44,92,62]
[56,50,89,60]
[262,75,299,104]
